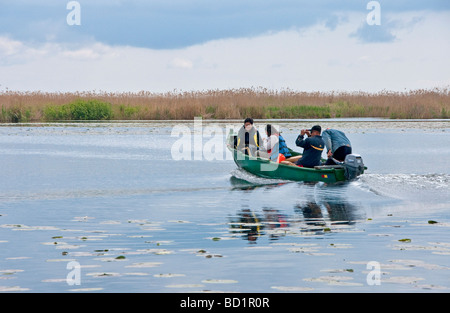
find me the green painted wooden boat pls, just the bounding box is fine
[227,144,366,184]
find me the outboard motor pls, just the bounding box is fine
[344,154,365,180]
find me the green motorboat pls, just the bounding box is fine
[227,135,366,184]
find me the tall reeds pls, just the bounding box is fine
[0,87,448,122]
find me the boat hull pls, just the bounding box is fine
[228,146,355,183]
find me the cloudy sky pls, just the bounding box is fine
[1,0,449,93]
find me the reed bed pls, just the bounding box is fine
[0,87,449,122]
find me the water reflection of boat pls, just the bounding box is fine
[228,181,363,242]
[294,198,358,234]
[228,208,290,242]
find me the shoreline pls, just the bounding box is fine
[1,117,450,125]
[1,87,449,123]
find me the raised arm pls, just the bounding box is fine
[295,134,310,148]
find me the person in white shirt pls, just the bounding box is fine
[262,124,280,162]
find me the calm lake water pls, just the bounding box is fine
[0,119,449,293]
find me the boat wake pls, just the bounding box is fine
[229,168,291,186]
[358,173,450,204]
[229,168,450,208]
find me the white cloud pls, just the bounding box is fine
[61,43,119,60]
[0,10,449,93]
[0,37,24,56]
[169,58,194,69]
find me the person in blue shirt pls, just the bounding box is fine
[278,132,291,158]
[321,128,352,165]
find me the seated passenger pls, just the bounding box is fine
[277,128,292,159]
[282,125,324,168]
[236,117,263,155]
[261,125,292,163]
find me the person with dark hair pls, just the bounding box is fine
[282,125,324,168]
[244,117,253,124]
[262,124,279,162]
[262,124,292,162]
[236,117,263,155]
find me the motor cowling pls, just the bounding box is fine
[344,154,365,180]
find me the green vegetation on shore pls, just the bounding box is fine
[43,99,113,121]
[0,87,449,123]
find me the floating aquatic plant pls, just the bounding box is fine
[201,279,238,284]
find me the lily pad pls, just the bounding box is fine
[166,284,205,288]
[153,273,186,278]
[0,286,30,292]
[271,286,314,291]
[201,279,238,284]
[69,287,103,292]
[125,262,163,268]
[382,276,425,284]
[86,272,121,277]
